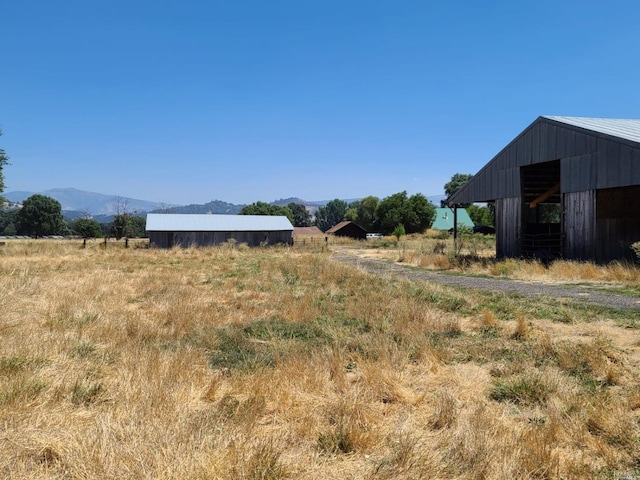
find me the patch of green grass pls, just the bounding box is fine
[0,377,48,405]
[69,340,98,359]
[489,373,552,406]
[208,319,332,370]
[0,355,48,376]
[71,378,104,406]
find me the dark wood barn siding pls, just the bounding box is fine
[451,119,597,205]
[149,231,292,248]
[595,186,640,262]
[495,197,521,258]
[595,139,640,190]
[563,190,596,260]
[329,223,367,239]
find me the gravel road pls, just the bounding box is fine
[331,248,640,311]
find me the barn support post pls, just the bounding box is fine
[453,205,458,253]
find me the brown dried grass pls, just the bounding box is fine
[1,239,639,479]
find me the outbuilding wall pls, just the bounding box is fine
[149,230,293,248]
[563,190,596,260]
[495,197,521,258]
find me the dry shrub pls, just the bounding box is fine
[427,390,458,430]
[225,438,290,480]
[360,364,423,405]
[318,392,379,454]
[369,435,443,479]
[512,314,529,340]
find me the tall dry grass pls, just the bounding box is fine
[1,239,639,479]
[361,232,640,290]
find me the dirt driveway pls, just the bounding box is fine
[331,247,640,311]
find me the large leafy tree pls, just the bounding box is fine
[359,196,380,232]
[240,201,294,223]
[128,215,147,238]
[287,202,311,227]
[17,194,66,238]
[467,204,494,227]
[345,196,379,232]
[70,217,102,246]
[71,217,102,239]
[0,208,17,235]
[443,173,473,207]
[375,191,435,235]
[314,199,348,232]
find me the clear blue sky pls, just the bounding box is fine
[3,1,640,205]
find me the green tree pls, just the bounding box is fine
[344,200,359,223]
[375,191,435,235]
[443,173,474,207]
[70,217,102,247]
[111,213,131,240]
[314,199,348,232]
[392,224,406,240]
[128,215,147,238]
[356,196,379,232]
[17,194,66,238]
[240,201,294,223]
[0,208,17,235]
[0,129,9,199]
[466,204,495,227]
[287,203,311,227]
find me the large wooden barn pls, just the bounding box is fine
[146,214,293,248]
[449,116,640,263]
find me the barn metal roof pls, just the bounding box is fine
[543,116,640,145]
[146,214,293,232]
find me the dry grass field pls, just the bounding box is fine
[2,239,640,479]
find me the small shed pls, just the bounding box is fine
[449,116,640,262]
[293,226,325,246]
[293,226,324,237]
[431,208,474,231]
[326,221,367,240]
[146,214,293,248]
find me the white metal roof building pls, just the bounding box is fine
[146,214,294,248]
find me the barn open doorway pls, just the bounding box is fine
[520,159,561,259]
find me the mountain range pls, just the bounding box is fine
[4,188,446,220]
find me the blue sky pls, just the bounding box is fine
[2,1,640,205]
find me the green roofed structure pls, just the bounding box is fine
[431,208,474,231]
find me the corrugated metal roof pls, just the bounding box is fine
[431,208,474,230]
[543,116,640,144]
[146,214,293,232]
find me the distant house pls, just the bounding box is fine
[146,214,293,248]
[326,221,367,240]
[431,208,474,231]
[293,226,325,245]
[293,226,324,237]
[449,116,640,262]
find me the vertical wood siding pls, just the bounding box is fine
[149,231,293,248]
[595,186,640,262]
[563,190,595,260]
[495,197,521,258]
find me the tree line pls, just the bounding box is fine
[0,194,147,240]
[239,192,438,235]
[239,174,494,235]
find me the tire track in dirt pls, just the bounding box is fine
[331,247,640,311]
